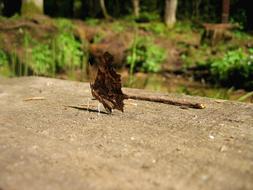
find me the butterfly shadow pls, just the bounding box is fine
[65,105,110,115]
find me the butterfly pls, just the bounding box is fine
[88,50,205,113]
[89,51,125,113]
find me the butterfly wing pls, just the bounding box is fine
[89,52,125,112]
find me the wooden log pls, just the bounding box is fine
[201,23,239,46]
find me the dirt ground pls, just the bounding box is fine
[0,76,252,190]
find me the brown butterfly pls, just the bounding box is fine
[88,51,205,113]
[89,51,125,113]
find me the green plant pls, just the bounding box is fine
[23,31,30,76]
[127,36,166,73]
[85,18,100,26]
[31,43,53,75]
[174,21,193,33]
[55,18,74,32]
[55,32,83,70]
[111,22,125,33]
[213,87,235,99]
[0,49,8,67]
[92,33,104,43]
[22,32,54,76]
[137,12,160,22]
[21,24,84,77]
[55,19,84,70]
[141,22,167,36]
[210,48,253,89]
[233,30,251,40]
[0,49,12,76]
[237,91,253,102]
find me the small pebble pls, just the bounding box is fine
[201,175,209,181]
[209,134,214,139]
[220,145,228,152]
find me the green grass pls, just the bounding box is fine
[111,21,126,33]
[92,32,105,43]
[85,18,100,26]
[0,49,11,76]
[0,19,86,79]
[210,48,253,89]
[126,36,166,73]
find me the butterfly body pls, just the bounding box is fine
[89,52,125,113]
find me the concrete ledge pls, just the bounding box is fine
[0,77,252,190]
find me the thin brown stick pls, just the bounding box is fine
[124,94,205,109]
[23,97,45,101]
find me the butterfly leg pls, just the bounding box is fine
[86,97,94,112]
[97,102,103,115]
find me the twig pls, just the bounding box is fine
[23,97,45,101]
[124,94,205,109]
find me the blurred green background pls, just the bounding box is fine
[0,0,252,102]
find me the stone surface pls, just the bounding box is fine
[0,77,252,190]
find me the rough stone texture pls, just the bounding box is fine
[0,76,252,190]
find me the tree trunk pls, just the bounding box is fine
[21,0,43,15]
[245,0,253,30]
[0,0,3,15]
[99,0,110,19]
[132,0,140,17]
[222,0,230,23]
[193,0,201,19]
[164,0,178,28]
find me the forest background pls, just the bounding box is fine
[0,0,253,102]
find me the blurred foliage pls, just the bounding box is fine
[55,33,83,69]
[127,36,166,73]
[0,49,8,67]
[136,12,160,22]
[20,20,84,76]
[232,30,251,40]
[111,21,126,33]
[0,49,9,75]
[174,21,195,33]
[210,48,253,89]
[85,18,100,26]
[237,91,253,102]
[180,44,211,68]
[177,85,235,100]
[31,43,53,75]
[55,19,84,70]
[22,32,53,75]
[0,49,12,76]
[140,22,167,36]
[92,33,104,44]
[55,18,74,32]
[0,19,85,77]
[1,0,251,30]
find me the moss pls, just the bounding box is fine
[21,2,43,16]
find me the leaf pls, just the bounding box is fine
[237,91,253,102]
[89,52,125,113]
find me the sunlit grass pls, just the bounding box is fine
[0,18,87,79]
